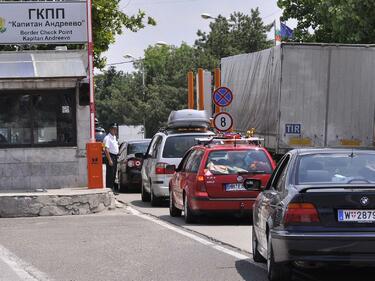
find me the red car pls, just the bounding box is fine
[168,140,276,223]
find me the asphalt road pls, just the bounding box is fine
[0,192,374,281]
[0,208,266,281]
[115,192,375,281]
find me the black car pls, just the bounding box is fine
[251,148,375,281]
[117,139,151,192]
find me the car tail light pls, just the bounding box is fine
[196,175,207,192]
[127,158,142,169]
[127,160,135,168]
[155,163,175,175]
[284,203,320,224]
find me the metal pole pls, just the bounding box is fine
[214,68,221,114]
[188,71,194,109]
[198,68,204,110]
[142,61,146,138]
[86,0,95,142]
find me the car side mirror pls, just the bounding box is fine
[166,165,177,173]
[244,179,262,191]
[135,153,145,159]
[143,154,151,159]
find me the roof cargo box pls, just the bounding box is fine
[167,109,210,129]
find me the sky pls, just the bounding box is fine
[102,0,289,73]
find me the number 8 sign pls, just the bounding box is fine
[214,112,233,132]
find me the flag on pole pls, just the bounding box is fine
[280,22,294,40]
[273,20,281,44]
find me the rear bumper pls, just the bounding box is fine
[271,230,375,264]
[123,170,142,185]
[150,175,172,198]
[190,196,255,214]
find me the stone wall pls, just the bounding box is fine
[0,189,115,217]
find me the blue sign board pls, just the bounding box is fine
[285,124,301,134]
[213,87,233,107]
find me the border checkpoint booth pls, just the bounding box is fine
[0,49,91,190]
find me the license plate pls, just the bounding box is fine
[225,183,246,192]
[338,209,375,222]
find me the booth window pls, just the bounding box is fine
[0,90,76,147]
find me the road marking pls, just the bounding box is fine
[127,206,262,266]
[212,245,249,260]
[128,207,213,246]
[0,244,51,281]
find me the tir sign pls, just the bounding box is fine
[285,124,301,135]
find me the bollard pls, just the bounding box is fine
[86,142,104,189]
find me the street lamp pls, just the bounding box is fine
[201,13,234,24]
[155,41,169,47]
[201,13,216,20]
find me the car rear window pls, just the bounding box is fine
[162,135,204,158]
[127,142,150,155]
[297,153,375,185]
[205,149,273,175]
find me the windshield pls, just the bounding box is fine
[297,153,375,185]
[127,142,150,155]
[205,149,273,175]
[162,135,204,158]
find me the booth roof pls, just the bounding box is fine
[0,50,87,79]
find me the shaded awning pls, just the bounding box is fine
[0,50,87,79]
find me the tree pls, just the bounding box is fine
[277,0,375,43]
[140,43,198,136]
[93,0,156,68]
[195,9,274,65]
[0,0,155,69]
[95,67,144,129]
[95,10,273,136]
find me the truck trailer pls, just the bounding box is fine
[221,43,375,155]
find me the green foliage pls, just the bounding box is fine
[93,0,155,68]
[278,0,375,43]
[95,67,144,130]
[96,9,273,137]
[140,43,197,136]
[195,9,274,64]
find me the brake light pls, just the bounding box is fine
[155,163,175,175]
[284,203,320,224]
[196,175,207,192]
[197,176,205,182]
[127,159,142,168]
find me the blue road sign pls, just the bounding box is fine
[213,87,233,107]
[285,124,301,134]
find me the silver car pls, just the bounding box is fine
[141,130,214,206]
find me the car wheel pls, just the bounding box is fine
[267,232,291,281]
[141,183,150,202]
[184,193,196,224]
[252,227,266,263]
[169,189,182,217]
[150,185,160,207]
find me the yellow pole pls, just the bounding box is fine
[188,71,194,109]
[198,68,204,110]
[214,68,221,114]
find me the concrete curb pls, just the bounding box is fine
[0,188,116,218]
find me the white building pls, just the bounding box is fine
[0,50,90,190]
